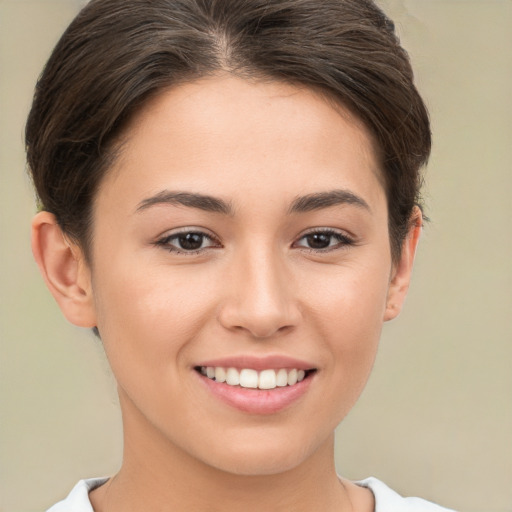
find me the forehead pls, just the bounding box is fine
[100,75,385,213]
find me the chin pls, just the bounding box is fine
[196,430,327,477]
[211,452,306,477]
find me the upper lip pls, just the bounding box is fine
[195,355,317,371]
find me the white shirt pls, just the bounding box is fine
[46,477,455,511]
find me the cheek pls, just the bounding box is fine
[91,260,219,375]
[304,261,390,337]
[302,262,390,399]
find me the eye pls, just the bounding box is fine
[156,230,220,254]
[294,229,354,251]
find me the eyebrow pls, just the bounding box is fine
[136,191,234,215]
[288,189,371,214]
[135,188,370,216]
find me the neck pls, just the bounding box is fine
[90,394,373,512]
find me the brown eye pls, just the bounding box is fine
[177,233,205,251]
[294,229,354,251]
[305,233,332,249]
[157,230,220,253]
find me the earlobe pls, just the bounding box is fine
[384,207,422,322]
[31,211,97,328]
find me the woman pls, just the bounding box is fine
[26,0,454,510]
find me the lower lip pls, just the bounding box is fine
[197,372,314,415]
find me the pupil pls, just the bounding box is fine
[179,233,203,250]
[307,233,331,249]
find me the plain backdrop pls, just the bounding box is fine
[0,1,510,511]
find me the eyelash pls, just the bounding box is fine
[155,230,221,255]
[155,228,355,255]
[293,228,355,253]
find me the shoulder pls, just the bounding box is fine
[46,478,108,512]
[356,477,457,512]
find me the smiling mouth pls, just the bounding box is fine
[195,366,317,390]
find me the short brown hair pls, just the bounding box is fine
[26,0,431,261]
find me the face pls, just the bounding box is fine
[83,76,408,475]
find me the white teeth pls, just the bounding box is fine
[287,369,298,386]
[258,369,277,390]
[200,366,311,389]
[226,367,240,386]
[276,368,288,387]
[214,367,226,383]
[239,369,258,388]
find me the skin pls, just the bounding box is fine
[32,75,421,512]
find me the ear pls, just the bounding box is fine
[384,207,422,322]
[31,211,97,328]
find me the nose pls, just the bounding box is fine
[217,246,301,339]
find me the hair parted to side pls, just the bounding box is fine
[26,0,431,262]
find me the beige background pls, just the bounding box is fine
[1,0,510,511]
